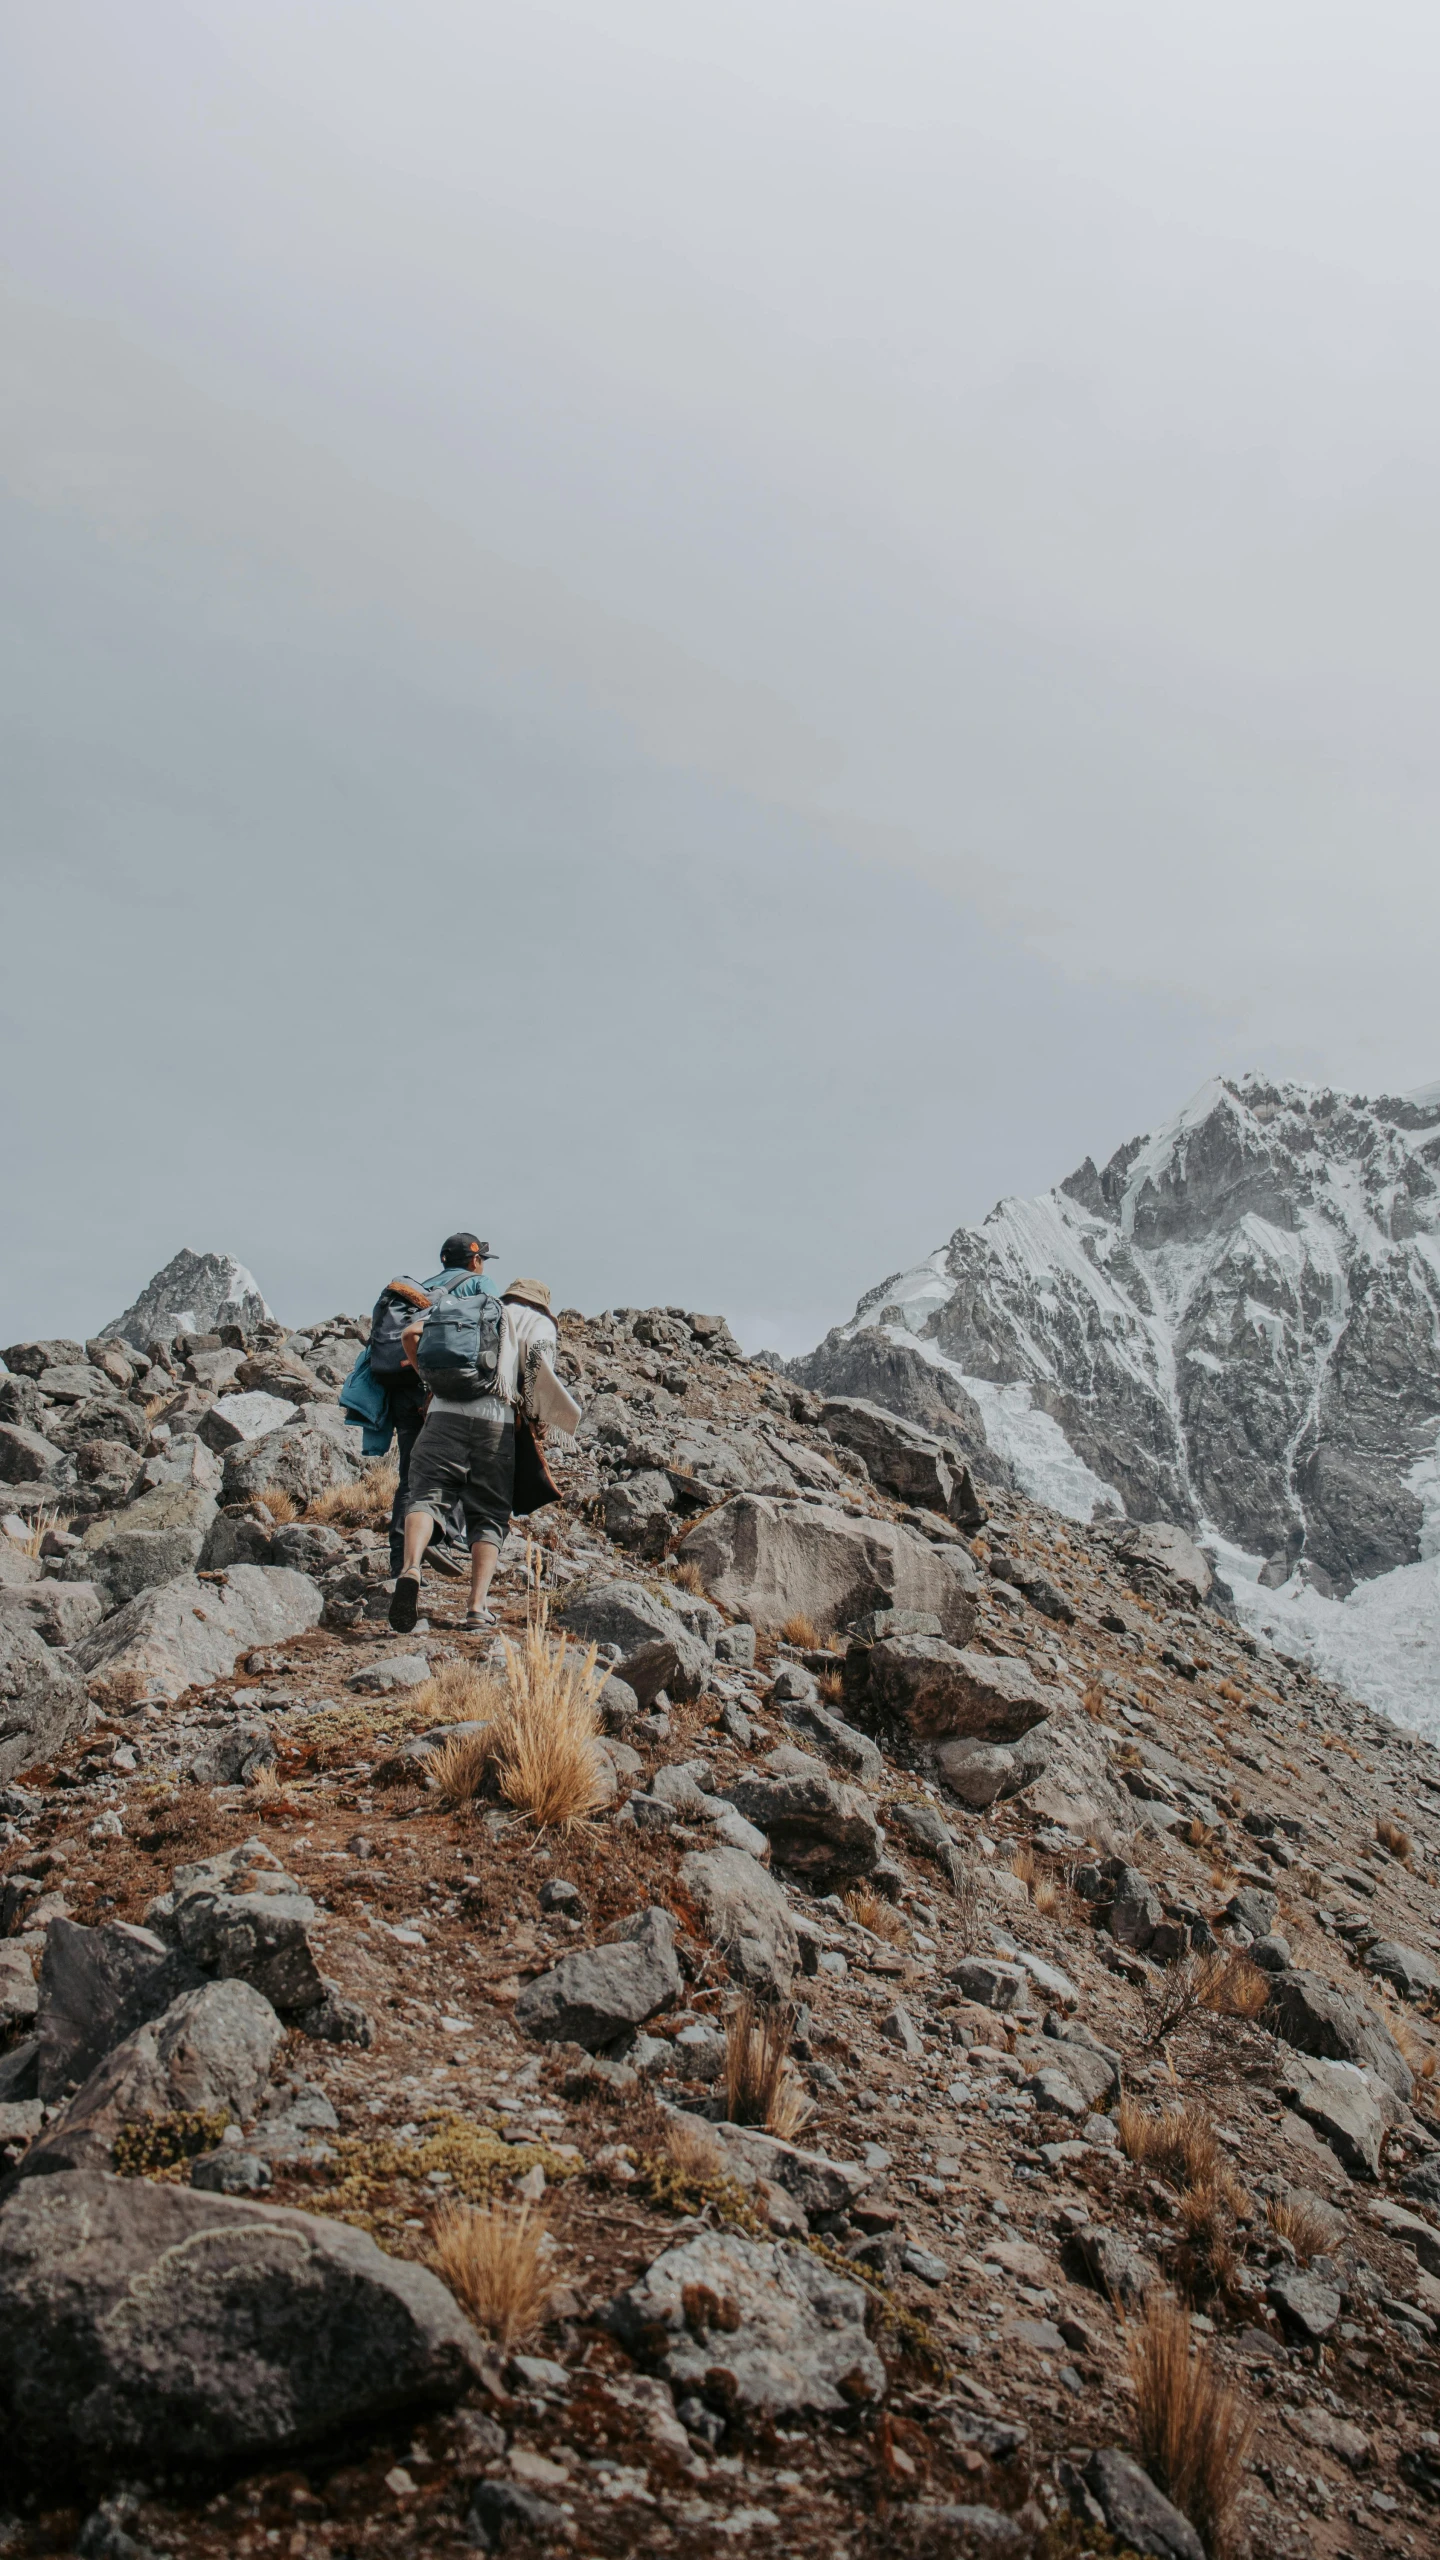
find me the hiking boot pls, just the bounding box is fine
[388,1573,421,1634]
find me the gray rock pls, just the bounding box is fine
[19,1980,284,2178]
[678,1846,799,1997]
[191,2147,273,2193]
[1109,1864,1164,1952]
[602,1472,676,1554]
[36,1919,201,2101]
[608,2230,884,2413]
[1249,1933,1292,1973]
[597,1673,640,1731]
[1118,1522,1214,1608]
[677,1496,976,1641]
[1265,1968,1412,2100]
[1269,2269,1342,2342]
[183,1719,276,1788]
[697,2119,872,2219]
[1402,2157,1440,2209]
[788,1325,1001,1479]
[197,1505,276,1570]
[729,1771,884,1888]
[0,1946,38,2032]
[467,2482,565,2549]
[1028,2067,1089,2120]
[73,1564,323,1702]
[0,2170,481,2459]
[80,1484,218,1605]
[714,1624,756,1668]
[1067,2225,1159,2307]
[102,1250,274,1349]
[818,1396,971,1515]
[949,1958,1030,2011]
[1225,1885,1279,1939]
[222,1423,361,1507]
[514,1906,683,2049]
[851,1640,1049,1742]
[781,1697,884,1786]
[1366,1940,1440,2000]
[197,1390,301,1452]
[880,2003,924,2056]
[1278,2055,1389,2179]
[346,1652,432,1693]
[900,2509,1025,2555]
[0,1374,45,1430]
[0,1580,106,1650]
[610,1640,682,1711]
[1081,2449,1203,2560]
[557,1580,712,1701]
[1039,2029,1118,2107]
[2,1338,88,1378]
[148,1875,326,2016]
[0,1423,68,1484]
[0,1618,88,1784]
[888,1798,961,1865]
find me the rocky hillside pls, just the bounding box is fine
[4,1276,1440,2557]
[796,1074,1440,1599]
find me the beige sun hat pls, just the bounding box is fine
[502,1277,553,1314]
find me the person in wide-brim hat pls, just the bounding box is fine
[502,1277,552,1314]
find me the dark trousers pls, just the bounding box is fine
[386,1376,466,1567]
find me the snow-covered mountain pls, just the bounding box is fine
[796,1073,1440,1729]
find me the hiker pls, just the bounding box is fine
[388,1276,577,1635]
[367,1234,499,1578]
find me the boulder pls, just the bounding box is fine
[221,1424,361,1507]
[197,1507,276,1571]
[132,1434,223,1496]
[80,1484,218,1606]
[0,2172,482,2461]
[888,1799,962,1870]
[147,1871,326,2016]
[36,1919,201,2101]
[608,2230,884,2414]
[19,1980,284,2179]
[2,1339,87,1378]
[696,2121,872,2220]
[199,1392,300,1452]
[1265,1969,1412,2101]
[1225,1885,1279,1940]
[849,1639,1048,1742]
[949,1957,1031,2011]
[0,1619,88,1784]
[1066,2225,1158,2307]
[0,1422,68,1484]
[1268,2270,1342,2343]
[678,1846,799,1996]
[602,1473,676,1555]
[1079,2450,1203,2560]
[1119,1521,1213,1606]
[0,1581,106,1650]
[557,1581,712,1702]
[1366,1941,1440,2001]
[1109,1864,1165,1952]
[0,1947,37,2033]
[933,1720,1058,1810]
[1278,2055,1389,2180]
[183,1719,277,1788]
[818,1397,967,1516]
[781,1696,884,1787]
[73,1565,323,1702]
[514,1907,683,2049]
[676,1496,976,1641]
[728,1773,884,1889]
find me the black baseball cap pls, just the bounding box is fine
[439,1232,490,1267]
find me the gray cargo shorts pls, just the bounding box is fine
[404,1398,514,1548]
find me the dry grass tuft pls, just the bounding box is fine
[407,1659,505,1725]
[1117,2096,1221,2186]
[247,1764,290,1807]
[664,2114,727,2184]
[425,1728,495,1807]
[668,1558,709,1597]
[1202,1952,1271,2020]
[1142,1947,1269,2045]
[257,1484,299,1524]
[845,1886,908,1945]
[1388,2007,1438,2085]
[1267,2193,1341,2263]
[307,1463,399,1527]
[490,1613,608,1830]
[817,1670,845,1705]
[1082,1681,1108,1721]
[1377,1814,1414,1864]
[430,2199,553,2346]
[779,1612,820,1650]
[1129,2292,1255,2557]
[724,1996,814,2138]
[16,1502,68,1559]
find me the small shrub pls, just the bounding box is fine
[1202,1951,1271,2020]
[1129,2291,1255,2556]
[257,1484,298,1524]
[1377,1814,1414,1865]
[430,2199,553,2345]
[780,1612,820,1650]
[1267,2193,1341,2263]
[724,1996,813,2138]
[665,2114,727,2184]
[307,1463,399,1527]
[113,2109,231,2177]
[845,1886,907,1945]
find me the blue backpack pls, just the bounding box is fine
[415,1276,504,1401]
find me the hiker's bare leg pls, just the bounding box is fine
[401,1510,435,1577]
[469,1539,500,1613]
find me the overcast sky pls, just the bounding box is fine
[3,2,1439,1352]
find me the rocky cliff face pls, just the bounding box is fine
[796,1074,1440,1596]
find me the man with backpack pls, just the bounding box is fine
[388,1276,565,1635]
[369,1234,497,1579]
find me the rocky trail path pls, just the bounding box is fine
[3,1301,1440,2557]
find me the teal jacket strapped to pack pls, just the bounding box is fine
[338,1346,393,1456]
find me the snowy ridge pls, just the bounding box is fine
[802,1071,1440,1736]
